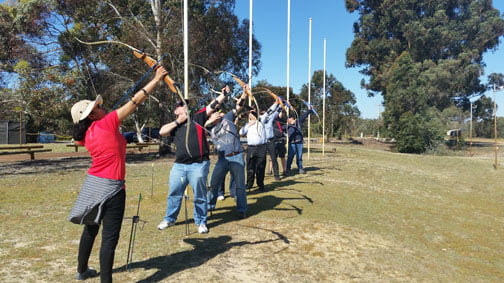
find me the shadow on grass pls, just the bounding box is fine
[0,153,169,176]
[0,157,91,176]
[115,234,286,282]
[207,179,315,229]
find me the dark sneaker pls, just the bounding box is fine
[238,211,247,219]
[76,267,97,280]
[274,176,280,181]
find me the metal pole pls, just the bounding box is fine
[151,163,154,198]
[494,85,498,169]
[248,0,253,90]
[322,38,326,157]
[286,0,291,149]
[183,0,189,99]
[469,102,473,157]
[19,111,22,145]
[307,18,312,159]
[286,0,291,105]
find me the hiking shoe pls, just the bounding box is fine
[217,195,225,201]
[157,220,175,230]
[299,169,306,174]
[76,267,97,280]
[198,223,209,234]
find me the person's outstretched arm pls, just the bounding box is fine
[116,66,168,121]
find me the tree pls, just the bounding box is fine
[1,0,261,140]
[346,0,504,153]
[0,0,73,134]
[301,70,360,139]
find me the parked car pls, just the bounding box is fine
[122,132,138,143]
[141,127,160,142]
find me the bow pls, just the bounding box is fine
[132,50,177,93]
[75,38,181,97]
[255,87,295,112]
[228,74,261,115]
[301,100,319,119]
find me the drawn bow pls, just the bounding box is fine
[75,38,180,96]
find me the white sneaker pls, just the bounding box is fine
[157,220,175,230]
[217,195,225,201]
[198,223,208,234]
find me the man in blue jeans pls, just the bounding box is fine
[206,89,249,218]
[157,87,228,234]
[284,105,314,175]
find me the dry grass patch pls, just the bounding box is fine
[0,144,503,282]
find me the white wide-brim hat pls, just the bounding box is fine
[71,95,103,124]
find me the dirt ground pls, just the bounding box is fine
[3,140,490,282]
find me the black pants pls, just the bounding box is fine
[246,144,267,190]
[78,189,125,283]
[266,139,279,178]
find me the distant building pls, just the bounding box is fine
[0,120,26,144]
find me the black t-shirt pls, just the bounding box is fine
[172,108,210,164]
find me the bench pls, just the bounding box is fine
[67,144,149,152]
[0,145,52,160]
[0,145,44,150]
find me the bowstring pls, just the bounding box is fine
[112,54,167,109]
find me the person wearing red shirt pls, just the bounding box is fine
[68,66,168,282]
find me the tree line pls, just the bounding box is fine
[1,0,503,153]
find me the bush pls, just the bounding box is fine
[395,110,444,154]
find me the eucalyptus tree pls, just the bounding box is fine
[300,70,360,139]
[57,0,261,139]
[345,0,504,153]
[1,0,260,138]
[0,0,73,134]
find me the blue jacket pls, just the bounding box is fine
[284,109,313,144]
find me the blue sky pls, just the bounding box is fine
[235,1,504,119]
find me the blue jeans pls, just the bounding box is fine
[208,153,247,213]
[163,161,209,225]
[218,174,236,197]
[286,142,303,171]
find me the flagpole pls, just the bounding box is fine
[286,0,291,148]
[248,0,253,91]
[286,0,291,104]
[307,17,312,159]
[322,38,326,157]
[183,0,189,99]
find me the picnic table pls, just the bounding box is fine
[66,144,149,152]
[0,145,52,160]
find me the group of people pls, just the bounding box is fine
[68,66,314,282]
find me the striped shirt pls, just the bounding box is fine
[68,174,124,225]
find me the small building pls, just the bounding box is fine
[0,120,26,144]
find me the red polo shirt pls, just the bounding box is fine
[78,110,127,181]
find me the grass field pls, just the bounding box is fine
[0,142,503,282]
